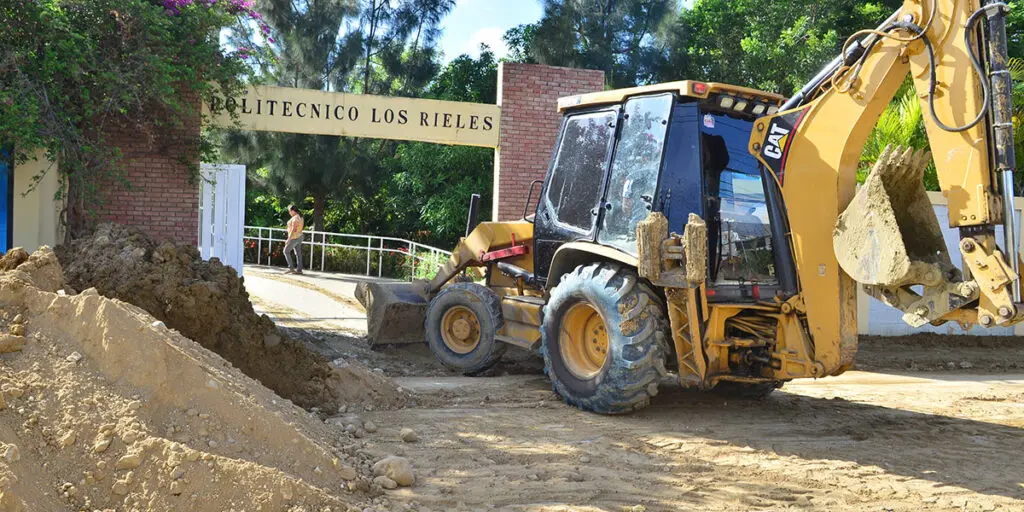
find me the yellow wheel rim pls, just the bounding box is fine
[440,305,481,354]
[559,302,609,379]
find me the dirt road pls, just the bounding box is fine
[244,268,1024,511]
[365,373,1023,511]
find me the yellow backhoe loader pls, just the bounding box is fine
[357,0,1020,413]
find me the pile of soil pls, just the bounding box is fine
[57,224,404,412]
[857,333,1024,372]
[0,247,380,510]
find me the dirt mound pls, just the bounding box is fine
[0,247,389,510]
[857,333,1024,372]
[57,224,404,412]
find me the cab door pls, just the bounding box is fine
[596,94,674,254]
[533,107,619,283]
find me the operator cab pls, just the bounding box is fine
[534,81,786,302]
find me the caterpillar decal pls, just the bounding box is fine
[757,107,808,185]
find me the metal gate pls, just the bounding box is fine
[198,163,245,273]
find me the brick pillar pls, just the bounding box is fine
[97,118,201,245]
[493,63,605,221]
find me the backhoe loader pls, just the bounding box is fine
[357,0,1020,413]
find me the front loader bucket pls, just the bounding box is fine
[834,145,951,287]
[355,281,430,346]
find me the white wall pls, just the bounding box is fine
[12,149,63,251]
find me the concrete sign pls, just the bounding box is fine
[205,85,500,148]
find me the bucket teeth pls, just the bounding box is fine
[834,145,950,288]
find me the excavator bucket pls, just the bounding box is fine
[354,281,430,346]
[834,145,951,287]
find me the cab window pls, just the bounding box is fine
[701,112,777,285]
[599,94,673,254]
[544,110,617,232]
[712,170,776,284]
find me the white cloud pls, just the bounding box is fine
[462,26,508,59]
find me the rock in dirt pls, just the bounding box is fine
[58,224,405,411]
[111,480,129,496]
[0,335,25,354]
[364,421,378,434]
[58,431,76,448]
[372,456,415,487]
[3,444,19,462]
[373,476,398,490]
[93,437,112,453]
[0,249,28,272]
[399,428,419,443]
[115,453,142,470]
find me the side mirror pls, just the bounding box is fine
[522,180,544,224]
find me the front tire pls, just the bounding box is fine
[425,283,507,375]
[541,263,669,414]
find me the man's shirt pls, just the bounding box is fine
[287,215,304,240]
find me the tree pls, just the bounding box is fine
[375,48,498,246]
[659,0,902,95]
[0,0,260,237]
[859,79,939,189]
[355,0,455,95]
[506,0,678,88]
[504,23,540,63]
[223,0,364,230]
[226,0,456,231]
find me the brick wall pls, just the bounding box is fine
[97,116,200,245]
[493,63,605,221]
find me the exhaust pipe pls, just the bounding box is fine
[465,193,481,237]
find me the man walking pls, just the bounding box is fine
[284,204,304,274]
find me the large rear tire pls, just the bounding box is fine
[425,283,507,375]
[541,263,670,414]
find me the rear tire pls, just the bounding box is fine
[712,381,783,400]
[541,263,669,414]
[425,283,507,375]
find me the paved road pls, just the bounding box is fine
[242,265,380,335]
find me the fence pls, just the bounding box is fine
[243,226,451,281]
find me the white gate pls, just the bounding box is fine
[198,163,246,274]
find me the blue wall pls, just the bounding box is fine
[0,149,9,253]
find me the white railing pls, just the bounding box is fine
[243,226,452,280]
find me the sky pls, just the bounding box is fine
[438,0,544,62]
[438,0,696,63]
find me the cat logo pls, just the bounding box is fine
[763,123,791,160]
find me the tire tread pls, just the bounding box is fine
[425,283,507,375]
[541,263,670,414]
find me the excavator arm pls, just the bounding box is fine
[749,0,1017,375]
